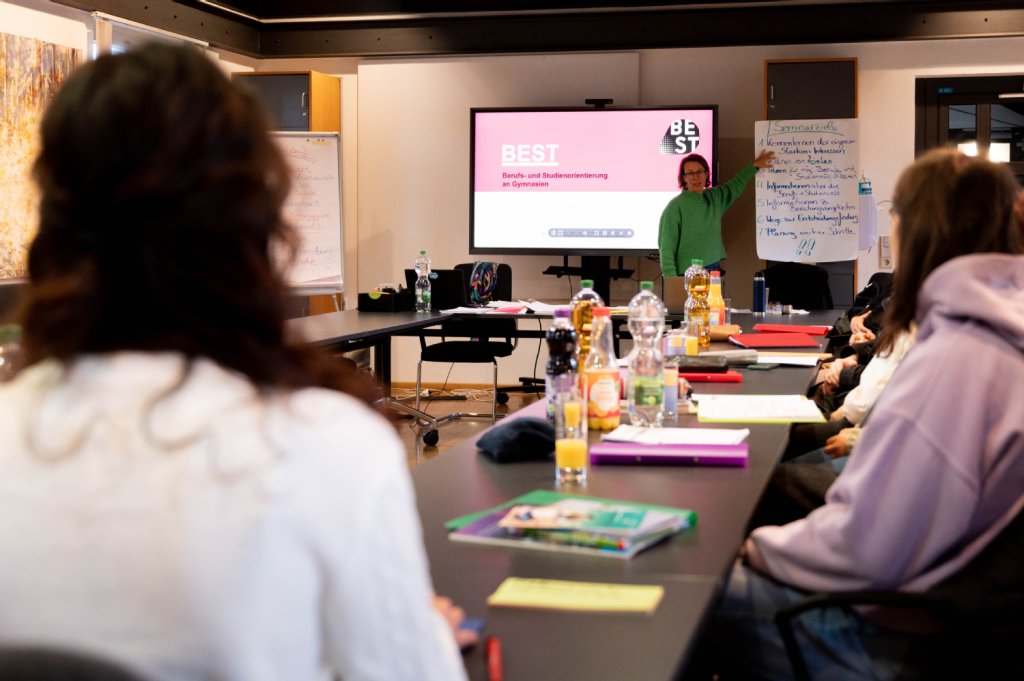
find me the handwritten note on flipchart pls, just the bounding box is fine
[754,119,859,262]
[274,133,344,291]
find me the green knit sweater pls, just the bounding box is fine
[658,162,758,276]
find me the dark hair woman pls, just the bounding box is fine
[0,43,470,681]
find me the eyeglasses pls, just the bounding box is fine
[682,170,707,178]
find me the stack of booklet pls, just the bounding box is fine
[449,491,695,559]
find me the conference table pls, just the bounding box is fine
[411,311,836,681]
[286,309,450,394]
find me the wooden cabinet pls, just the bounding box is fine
[233,71,341,132]
[764,58,858,307]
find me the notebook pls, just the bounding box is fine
[663,276,688,315]
[403,268,469,309]
[728,332,821,348]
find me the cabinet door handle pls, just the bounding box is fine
[301,91,308,115]
[769,85,774,101]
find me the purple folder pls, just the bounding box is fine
[589,441,748,467]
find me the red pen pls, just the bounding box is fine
[485,635,503,681]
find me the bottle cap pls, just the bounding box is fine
[709,270,720,277]
[640,281,654,291]
[592,306,611,317]
[580,279,594,288]
[691,259,703,265]
[553,306,571,318]
[419,250,426,254]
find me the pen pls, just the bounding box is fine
[485,635,503,681]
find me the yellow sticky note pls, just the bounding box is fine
[486,577,664,615]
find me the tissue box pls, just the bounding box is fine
[358,290,413,312]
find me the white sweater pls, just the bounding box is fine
[0,353,466,681]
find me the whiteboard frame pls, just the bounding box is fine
[273,131,344,295]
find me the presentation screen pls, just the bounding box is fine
[470,106,718,256]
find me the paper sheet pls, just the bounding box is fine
[603,425,749,445]
[694,394,826,423]
[755,353,823,367]
[487,577,664,614]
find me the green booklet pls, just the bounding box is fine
[445,489,697,531]
[446,490,697,560]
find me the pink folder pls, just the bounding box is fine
[589,441,748,467]
[728,332,821,348]
[752,323,831,336]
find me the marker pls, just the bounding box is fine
[485,635,503,681]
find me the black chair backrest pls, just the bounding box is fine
[763,263,833,310]
[455,262,513,305]
[0,646,150,680]
[404,269,469,309]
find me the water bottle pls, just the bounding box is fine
[684,262,711,349]
[627,282,666,427]
[583,306,620,432]
[414,250,432,313]
[753,270,767,315]
[545,307,578,423]
[858,171,872,196]
[570,279,604,368]
[0,324,25,382]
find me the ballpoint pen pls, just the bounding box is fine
[485,635,503,681]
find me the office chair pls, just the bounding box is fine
[763,262,834,310]
[0,645,151,680]
[774,506,1024,680]
[412,263,517,445]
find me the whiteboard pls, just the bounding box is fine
[273,132,344,292]
[753,119,859,262]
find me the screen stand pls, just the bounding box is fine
[542,256,634,304]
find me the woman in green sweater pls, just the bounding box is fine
[658,149,775,276]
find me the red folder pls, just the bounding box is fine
[679,370,743,383]
[728,332,821,348]
[752,323,831,336]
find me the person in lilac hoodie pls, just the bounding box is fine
[690,148,1024,680]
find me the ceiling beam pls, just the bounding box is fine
[48,0,260,55]
[46,2,1024,58]
[259,4,1024,58]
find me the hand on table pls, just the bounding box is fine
[824,428,855,458]
[434,595,480,649]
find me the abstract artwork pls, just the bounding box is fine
[0,33,82,279]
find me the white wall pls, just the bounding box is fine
[353,37,1024,386]
[0,0,88,50]
[5,1,1024,387]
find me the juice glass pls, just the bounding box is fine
[554,383,588,485]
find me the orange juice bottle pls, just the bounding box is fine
[583,306,621,431]
[570,279,604,368]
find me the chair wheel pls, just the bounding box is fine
[422,429,439,447]
[496,391,510,405]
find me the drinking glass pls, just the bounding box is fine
[722,298,732,325]
[554,382,588,485]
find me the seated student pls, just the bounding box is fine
[692,148,1024,680]
[0,44,470,680]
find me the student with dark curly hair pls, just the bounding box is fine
[0,43,470,681]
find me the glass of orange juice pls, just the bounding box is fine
[554,381,588,485]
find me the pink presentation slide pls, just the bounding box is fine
[471,108,716,252]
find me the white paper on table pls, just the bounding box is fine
[517,300,560,314]
[602,425,750,445]
[756,353,821,367]
[442,306,491,314]
[693,394,826,423]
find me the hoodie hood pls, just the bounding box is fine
[915,253,1024,354]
